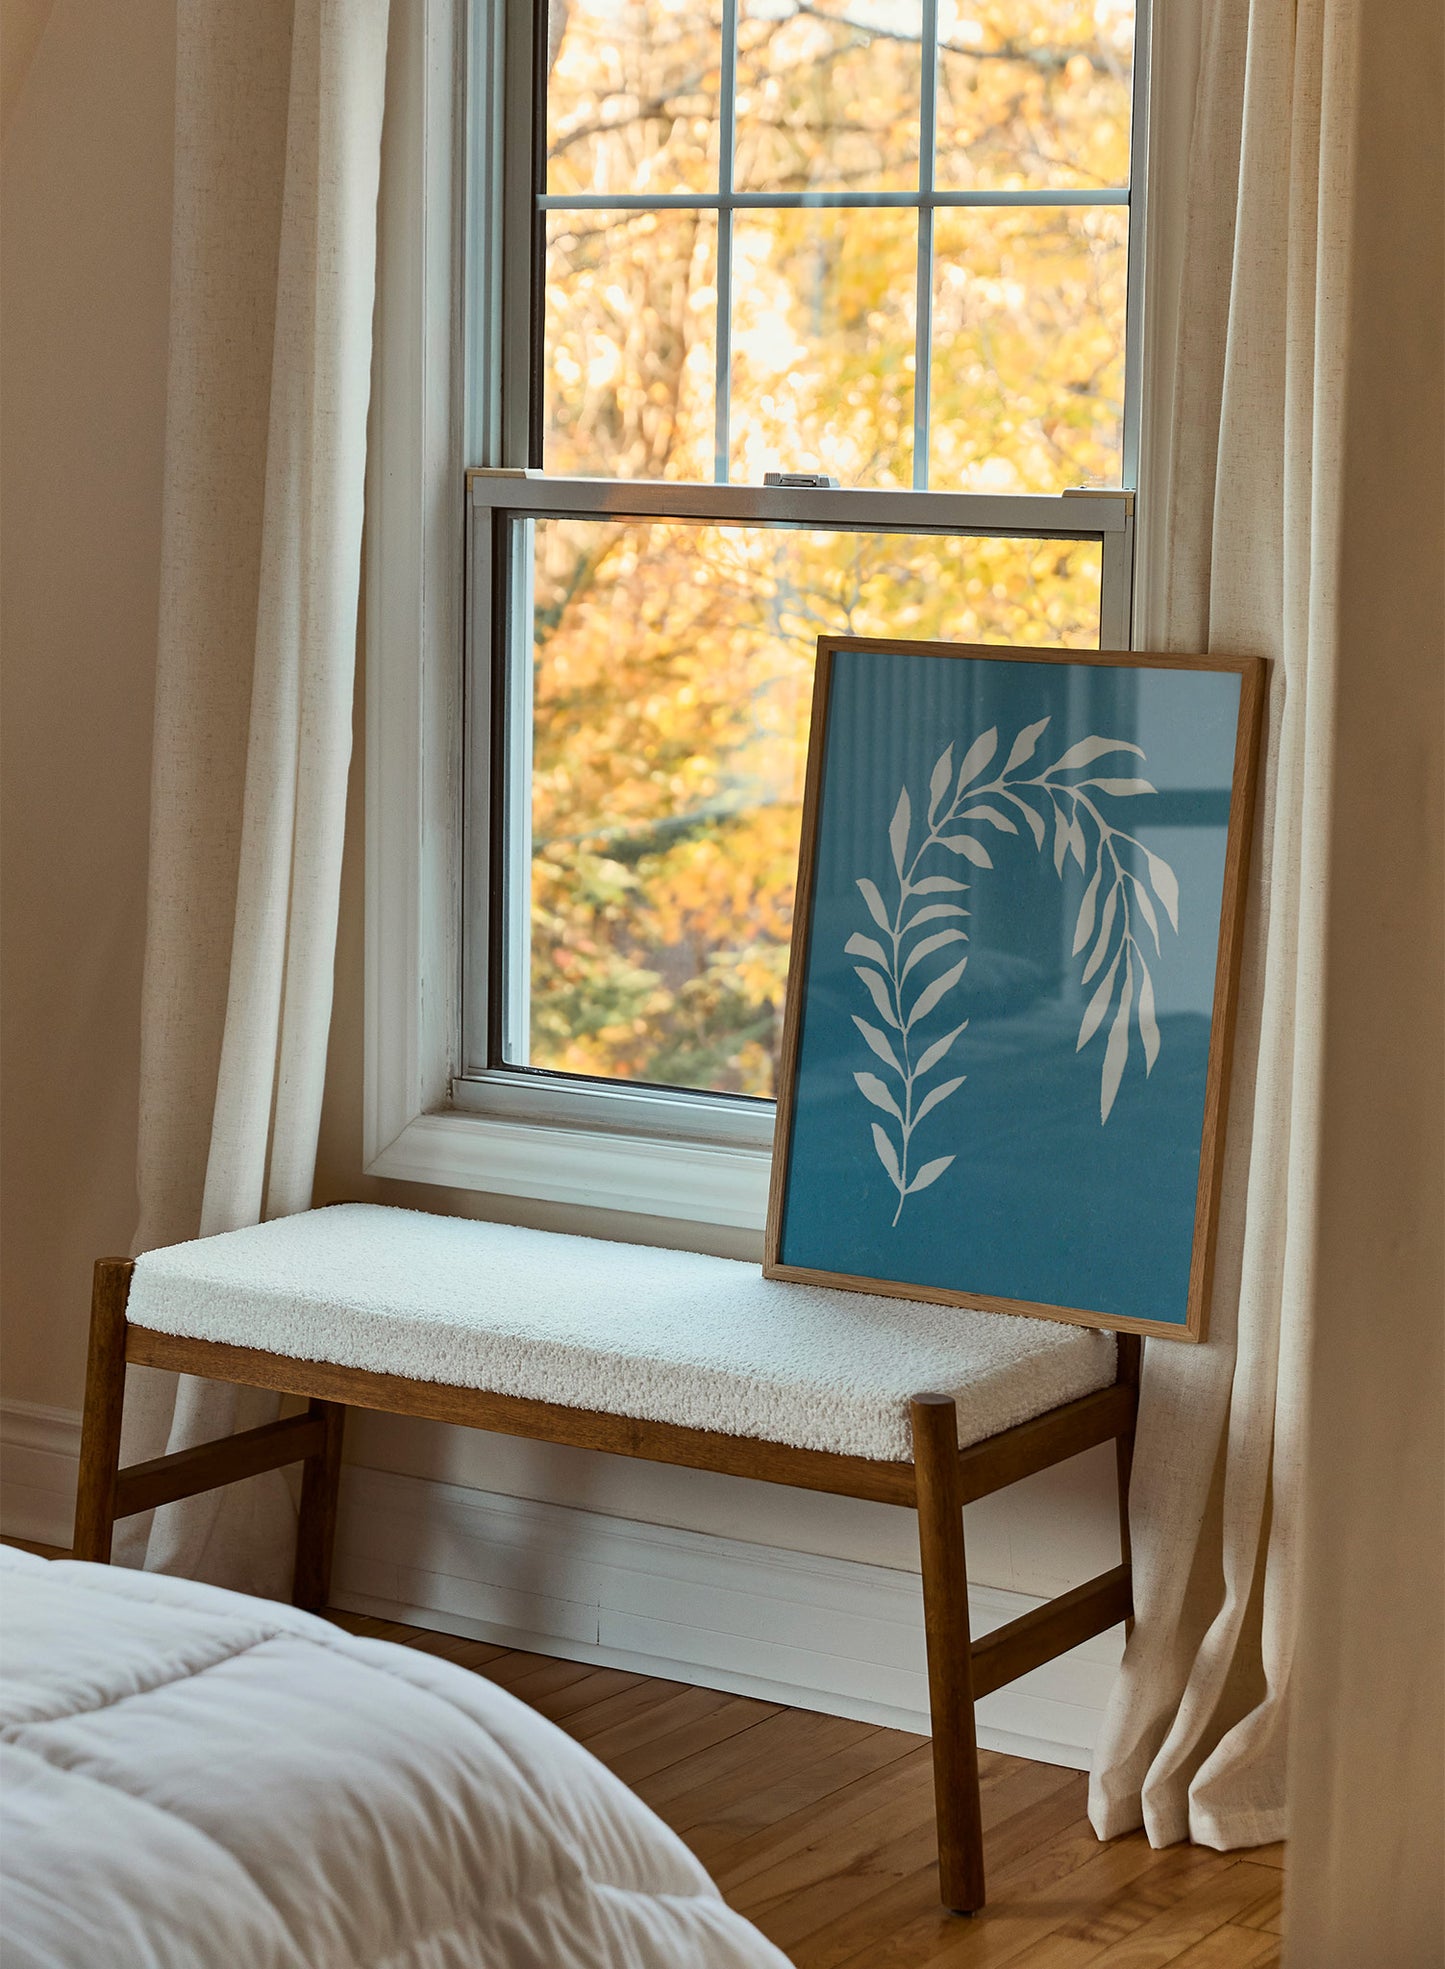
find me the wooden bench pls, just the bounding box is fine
[73,1203,1140,1914]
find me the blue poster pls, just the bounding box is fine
[773,643,1251,1332]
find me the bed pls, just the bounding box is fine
[0,1546,790,1968]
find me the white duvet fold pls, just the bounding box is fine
[0,1548,790,1969]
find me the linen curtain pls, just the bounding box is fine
[1281,2,1443,1958]
[1087,0,1357,1849]
[119,0,389,1594]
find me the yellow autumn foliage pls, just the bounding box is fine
[527,0,1131,1093]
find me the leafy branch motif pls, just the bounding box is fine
[848,717,1181,1224]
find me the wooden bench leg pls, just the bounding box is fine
[293,1399,346,1612]
[73,1254,346,1604]
[73,1258,135,1563]
[1114,1333,1141,1639]
[912,1392,985,1915]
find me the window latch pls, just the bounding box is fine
[763,472,840,490]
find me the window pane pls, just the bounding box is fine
[546,0,725,198]
[730,209,916,488]
[930,205,1127,493]
[734,0,924,193]
[518,516,1102,1095]
[934,0,1134,193]
[543,209,719,480]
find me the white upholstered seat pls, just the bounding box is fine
[129,1204,1116,1462]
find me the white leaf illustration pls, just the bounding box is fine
[927,745,954,824]
[954,727,999,793]
[912,1075,966,1127]
[889,788,912,876]
[854,1071,905,1123]
[1079,777,1157,797]
[845,931,890,968]
[1049,734,1147,772]
[1144,848,1180,932]
[871,1122,903,1190]
[1081,882,1119,984]
[1003,716,1051,773]
[902,902,969,932]
[1138,963,1160,1073]
[856,877,892,933]
[1072,863,1103,955]
[1100,960,1134,1122]
[906,1154,957,1196]
[854,966,900,1028]
[1076,950,1121,1051]
[958,803,1018,833]
[941,834,993,868]
[850,715,1180,1221]
[1131,876,1161,953]
[1012,800,1046,849]
[852,1015,903,1074]
[901,926,969,983]
[906,955,969,1029]
[914,1020,969,1078]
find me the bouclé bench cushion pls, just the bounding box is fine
[128,1204,1116,1462]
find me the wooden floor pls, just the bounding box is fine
[328,1611,1285,1968]
[6,1542,1284,1963]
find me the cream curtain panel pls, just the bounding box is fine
[1283,1,1443,1958]
[1088,0,1357,1850]
[120,0,389,1593]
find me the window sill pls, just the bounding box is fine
[364,1109,772,1230]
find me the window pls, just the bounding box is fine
[461,0,1145,1150]
[362,0,1150,1222]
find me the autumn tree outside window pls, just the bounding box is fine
[459,0,1146,1138]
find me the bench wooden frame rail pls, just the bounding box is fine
[73,1253,1141,1916]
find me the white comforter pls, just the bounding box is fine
[0,1548,789,1969]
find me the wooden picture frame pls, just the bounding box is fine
[764,637,1265,1343]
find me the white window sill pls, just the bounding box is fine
[365,1109,772,1230]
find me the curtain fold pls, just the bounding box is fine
[1088,0,1357,1850]
[1283,0,1444,1943]
[120,0,389,1595]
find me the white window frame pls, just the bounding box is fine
[364,0,1162,1231]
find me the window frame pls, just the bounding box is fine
[362,0,1158,1230]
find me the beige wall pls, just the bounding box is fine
[1,1,55,140]
[1,0,175,1411]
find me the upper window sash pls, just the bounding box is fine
[474,0,1152,492]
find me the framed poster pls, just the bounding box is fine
[764,638,1265,1342]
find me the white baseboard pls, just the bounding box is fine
[0,1400,1118,1770]
[331,1465,1118,1768]
[0,1399,81,1549]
